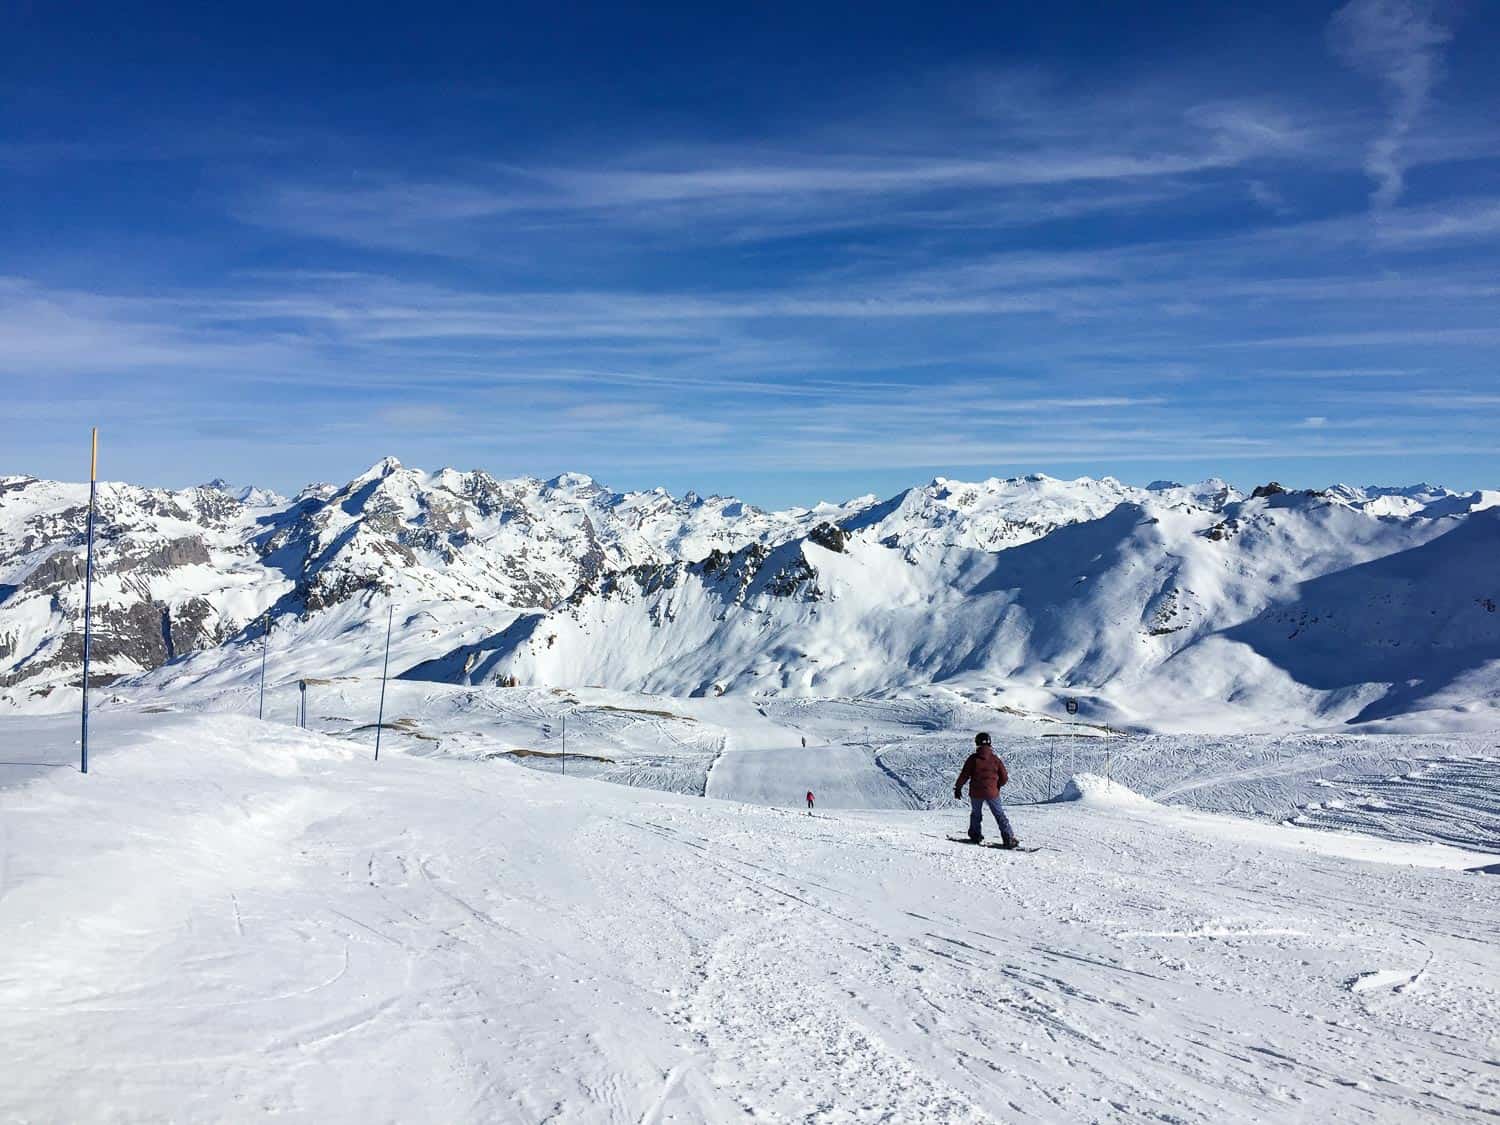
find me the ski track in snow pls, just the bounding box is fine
[1,710,1498,1122]
[244,679,1500,859]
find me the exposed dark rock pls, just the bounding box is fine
[0,599,185,688]
[1204,518,1240,542]
[573,515,610,588]
[572,560,684,604]
[20,550,87,593]
[116,536,213,575]
[807,522,848,553]
[1251,482,1287,499]
[304,572,388,613]
[699,548,733,576]
[765,555,821,599]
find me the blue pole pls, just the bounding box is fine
[80,427,98,775]
[257,613,270,720]
[374,604,393,761]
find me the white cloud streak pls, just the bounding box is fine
[234,82,1314,257]
[1328,0,1453,210]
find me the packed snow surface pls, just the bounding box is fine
[1055,772,1157,806]
[2,710,1496,1122]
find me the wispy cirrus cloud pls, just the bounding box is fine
[233,80,1313,257]
[1329,0,1454,210]
[0,278,301,376]
[1373,198,1500,242]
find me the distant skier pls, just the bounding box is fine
[806,790,815,811]
[954,732,1019,848]
[801,736,806,748]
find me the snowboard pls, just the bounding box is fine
[946,835,1043,852]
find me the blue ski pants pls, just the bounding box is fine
[969,796,1014,841]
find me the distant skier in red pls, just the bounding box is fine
[806,790,815,811]
[954,732,1020,848]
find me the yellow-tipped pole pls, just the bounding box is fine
[81,428,99,774]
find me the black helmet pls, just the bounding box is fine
[975,731,992,746]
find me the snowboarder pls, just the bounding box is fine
[954,732,1019,848]
[806,790,815,810]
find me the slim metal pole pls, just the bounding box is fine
[1047,740,1055,798]
[298,680,307,729]
[561,713,566,777]
[257,613,270,720]
[373,605,393,761]
[80,427,98,775]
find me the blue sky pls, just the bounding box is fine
[3,0,1498,507]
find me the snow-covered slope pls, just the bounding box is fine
[843,473,1238,552]
[1325,482,1500,519]
[77,669,1500,854]
[428,489,1500,730]
[2,711,1495,1121]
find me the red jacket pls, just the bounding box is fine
[955,746,1008,800]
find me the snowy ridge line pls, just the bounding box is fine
[6,459,1500,735]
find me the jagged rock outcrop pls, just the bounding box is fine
[807,522,848,554]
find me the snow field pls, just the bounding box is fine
[1,711,1497,1122]
[94,675,1500,852]
[333,685,1500,841]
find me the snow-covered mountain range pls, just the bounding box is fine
[0,460,861,699]
[3,459,1497,730]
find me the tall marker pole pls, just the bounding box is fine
[1063,698,1079,797]
[560,712,566,777]
[80,427,98,775]
[373,604,393,761]
[257,612,270,720]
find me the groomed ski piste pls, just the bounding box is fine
[2,680,1497,1122]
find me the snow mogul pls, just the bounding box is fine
[953,732,1020,848]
